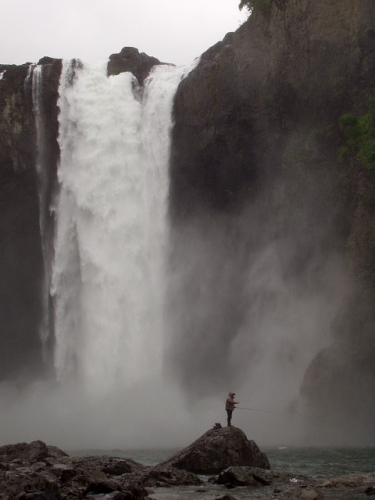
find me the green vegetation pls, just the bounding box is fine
[339,96,375,171]
[239,0,289,13]
[239,0,270,14]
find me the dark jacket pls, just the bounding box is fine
[226,395,238,411]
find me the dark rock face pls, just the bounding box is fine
[160,426,269,474]
[170,35,257,217]
[107,47,164,84]
[0,57,61,381]
[167,0,375,431]
[0,440,68,463]
[0,63,45,381]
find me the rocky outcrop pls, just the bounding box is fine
[159,426,269,474]
[0,440,201,500]
[107,47,165,84]
[216,466,323,498]
[319,472,375,496]
[216,466,306,486]
[0,440,68,463]
[1,439,373,499]
[0,58,60,381]
[170,0,375,219]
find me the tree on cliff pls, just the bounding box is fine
[239,0,268,12]
[339,96,375,171]
[239,0,287,13]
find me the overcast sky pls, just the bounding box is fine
[1,0,249,66]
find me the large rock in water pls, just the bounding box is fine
[107,46,164,84]
[160,426,270,474]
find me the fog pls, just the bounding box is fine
[163,205,353,443]
[0,204,354,451]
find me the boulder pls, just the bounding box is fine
[216,466,315,488]
[0,440,68,465]
[139,466,202,487]
[107,47,165,85]
[159,426,270,474]
[318,471,375,495]
[273,486,323,499]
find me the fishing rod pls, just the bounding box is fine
[236,406,274,414]
[237,406,304,416]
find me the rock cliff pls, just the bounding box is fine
[168,0,375,438]
[0,58,60,380]
[160,426,270,474]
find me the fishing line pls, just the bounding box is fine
[236,406,274,414]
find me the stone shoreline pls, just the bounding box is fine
[0,437,374,500]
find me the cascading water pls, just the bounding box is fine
[52,60,192,394]
[30,63,53,350]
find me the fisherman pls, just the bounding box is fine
[225,392,239,426]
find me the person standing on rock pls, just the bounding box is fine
[225,392,239,426]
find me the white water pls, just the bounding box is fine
[31,64,52,348]
[53,60,192,394]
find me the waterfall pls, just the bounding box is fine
[30,64,53,350]
[52,60,192,394]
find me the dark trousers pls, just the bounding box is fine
[226,410,233,426]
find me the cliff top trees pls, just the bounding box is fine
[339,96,375,171]
[239,0,269,12]
[239,0,288,13]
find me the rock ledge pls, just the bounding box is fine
[159,425,270,474]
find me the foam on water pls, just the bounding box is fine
[53,60,192,394]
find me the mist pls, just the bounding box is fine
[163,197,351,440]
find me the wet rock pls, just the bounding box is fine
[107,47,165,85]
[273,486,323,499]
[138,466,203,487]
[217,466,261,487]
[216,466,316,490]
[69,455,147,475]
[0,439,372,500]
[319,471,375,495]
[213,495,239,500]
[51,463,77,482]
[159,426,269,474]
[0,442,154,500]
[0,440,68,465]
[0,57,61,384]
